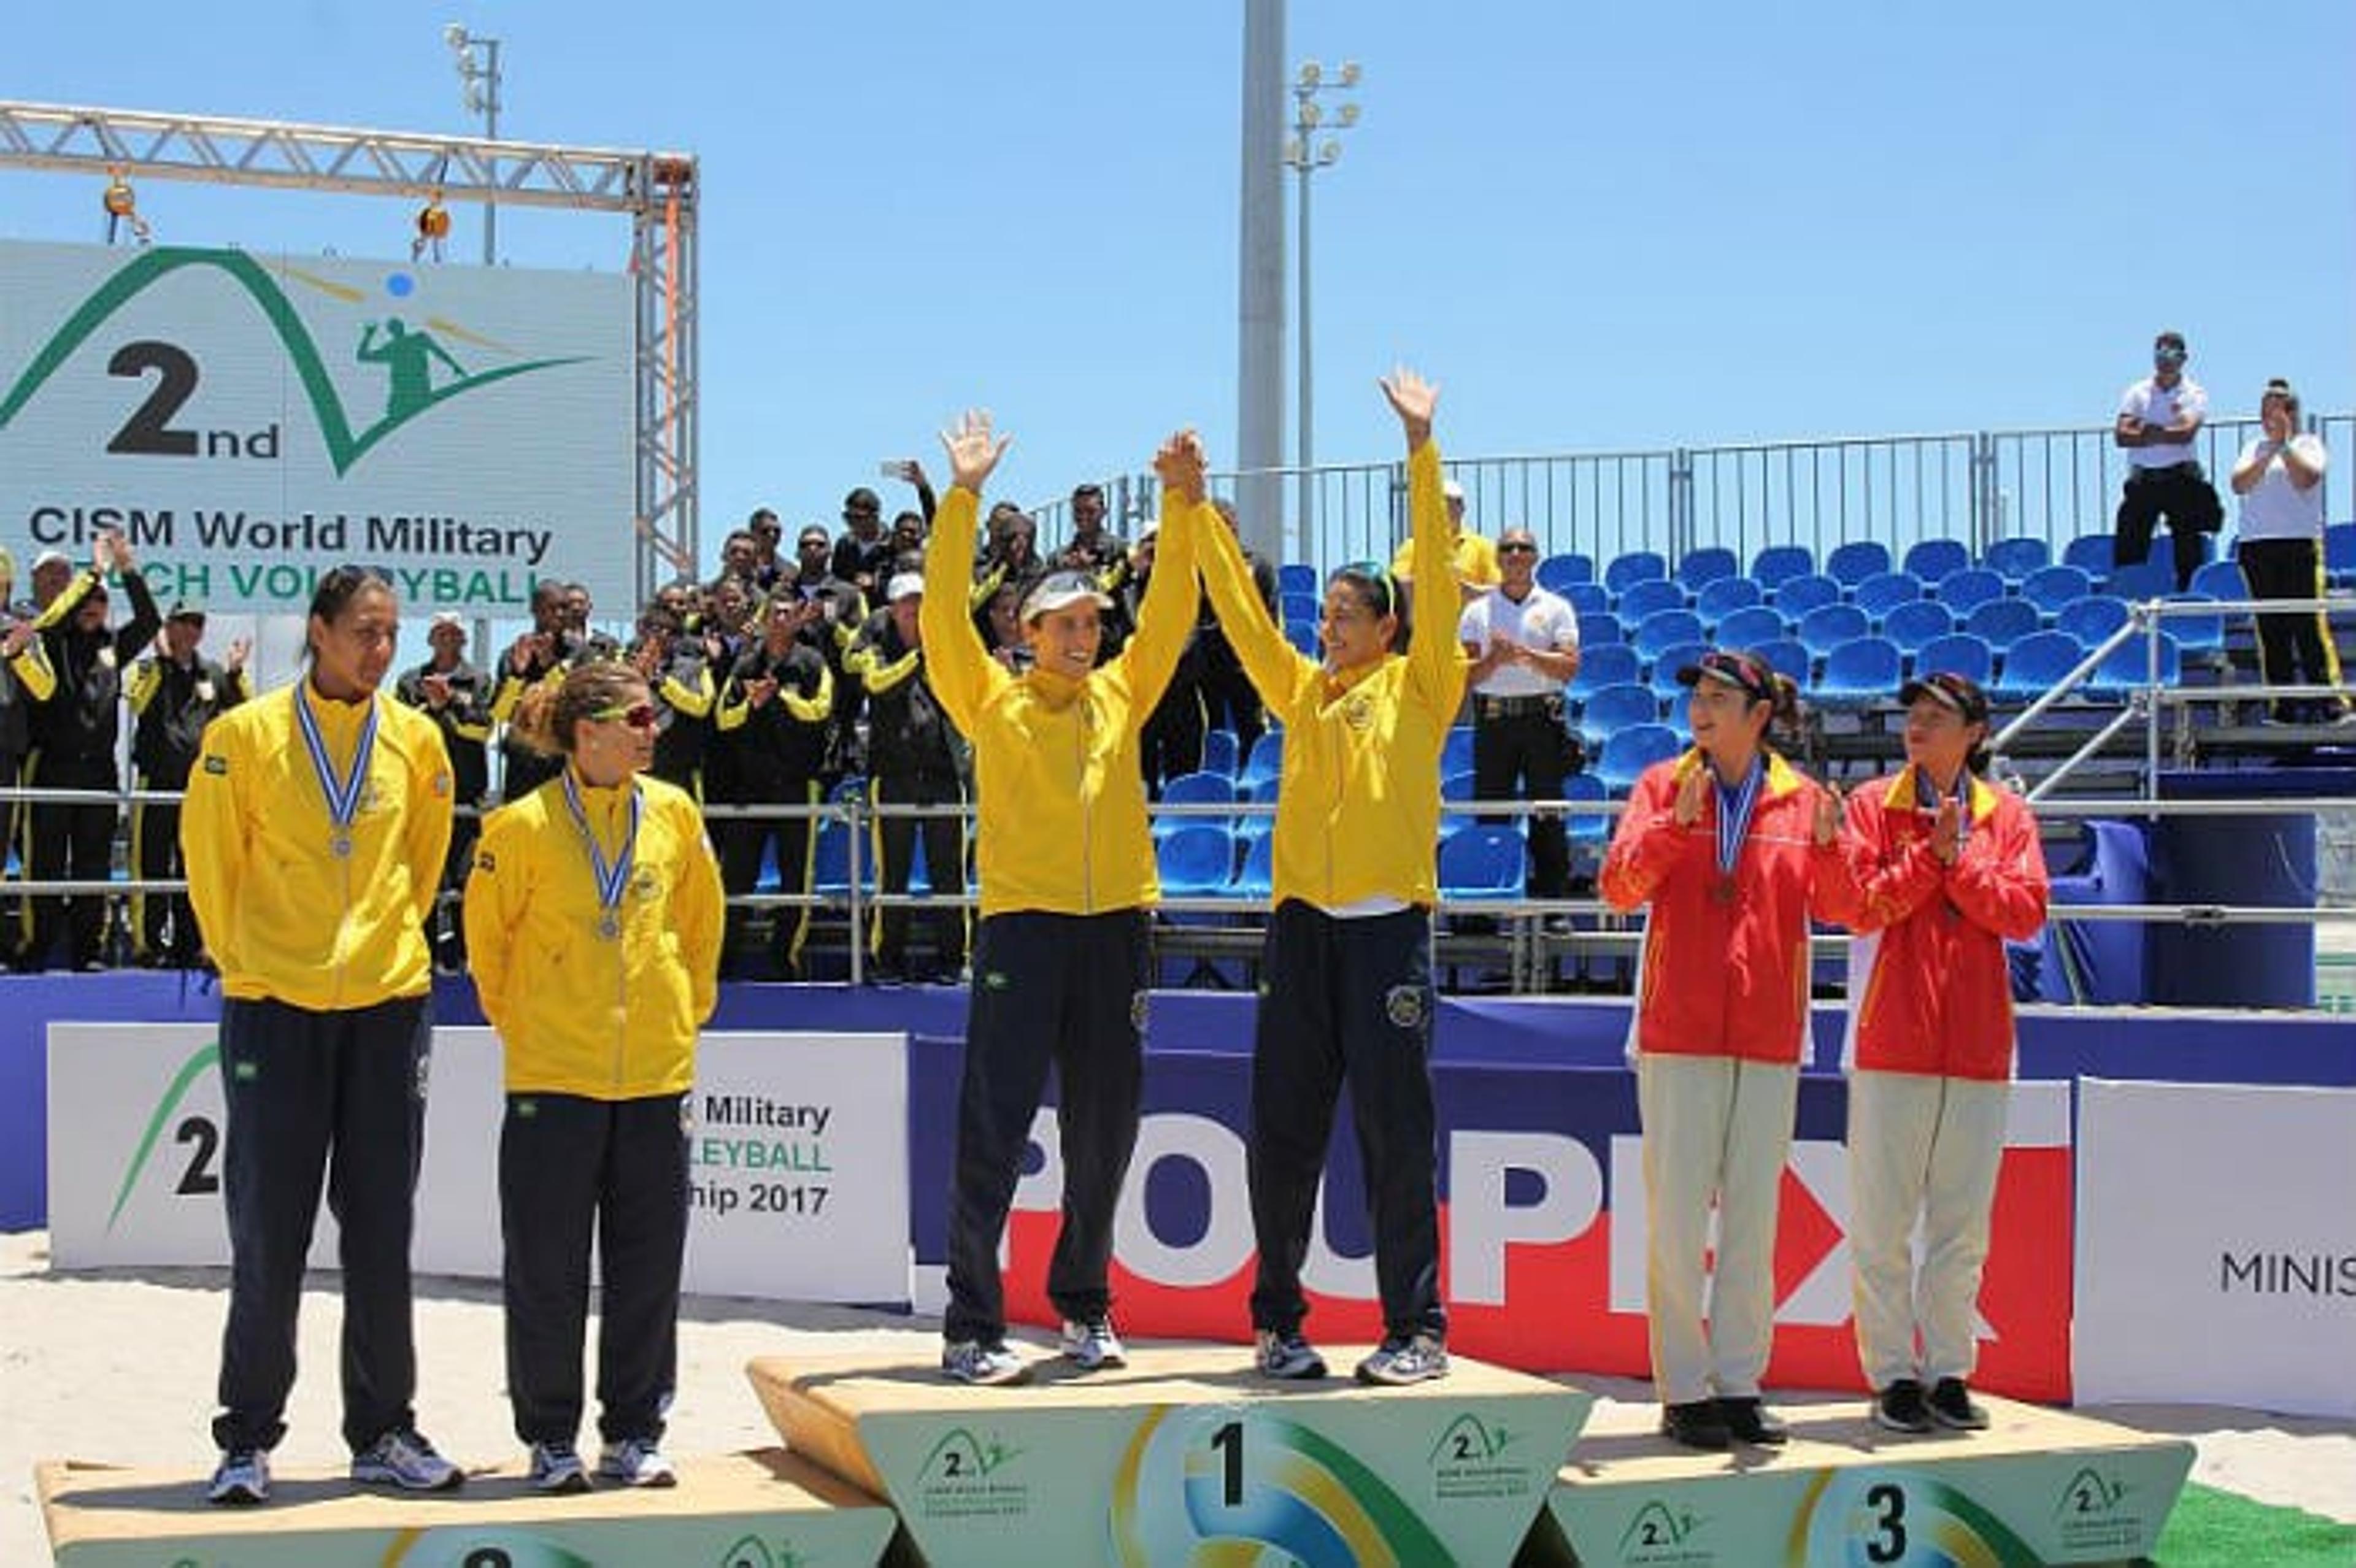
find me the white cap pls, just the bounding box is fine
[429,610,466,631]
[886,572,925,602]
[1441,478,1466,504]
[32,549,71,572]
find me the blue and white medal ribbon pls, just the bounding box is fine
[1711,756,1765,904]
[294,689,378,860]
[562,770,641,940]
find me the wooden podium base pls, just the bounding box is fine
[1538,1394,2193,1567]
[750,1344,1594,1568]
[38,1448,900,1568]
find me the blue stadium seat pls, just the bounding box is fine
[1633,609,1704,661]
[1750,544,1815,591]
[1579,610,1625,647]
[2055,594,2131,647]
[1278,563,1318,596]
[2327,522,2356,588]
[1677,546,1740,591]
[1568,641,1641,700]
[1963,596,2041,648]
[1438,824,1527,901]
[1561,772,1612,845]
[2020,564,2093,617]
[1982,536,2051,582]
[1285,620,1320,657]
[2061,534,2117,578]
[1580,682,1661,741]
[1992,630,2088,701]
[1604,550,1669,594]
[1241,729,1284,784]
[1639,639,1700,697]
[1157,823,1238,895]
[1774,573,1842,620]
[2160,594,2224,655]
[1818,636,1903,706]
[2106,558,2177,601]
[1442,725,1476,777]
[1230,832,1276,898]
[1881,599,1955,656]
[1597,723,1684,794]
[1440,767,1479,836]
[1912,632,1994,688]
[1758,638,1812,686]
[1798,602,1871,658]
[1536,551,1595,591]
[1694,575,1763,626]
[1279,590,1321,625]
[2090,629,2182,697]
[1618,577,1688,622]
[1937,567,2007,616]
[1902,538,1970,583]
[1199,728,1239,778]
[1564,582,1611,617]
[1713,604,1788,651]
[1826,540,1893,588]
[2188,559,2249,602]
[1852,570,1923,623]
[1155,771,1235,839]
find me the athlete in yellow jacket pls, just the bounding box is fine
[918,413,1201,1386]
[463,660,723,1493]
[180,567,460,1507]
[1193,368,1467,1388]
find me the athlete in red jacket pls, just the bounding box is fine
[1838,671,2049,1434]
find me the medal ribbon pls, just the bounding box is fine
[294,688,378,845]
[1713,755,1765,880]
[562,769,642,926]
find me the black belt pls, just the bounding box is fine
[1475,693,1560,720]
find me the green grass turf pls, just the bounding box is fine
[2151,1482,2356,1567]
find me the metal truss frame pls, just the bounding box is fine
[0,99,698,599]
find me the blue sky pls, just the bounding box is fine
[4,1,2350,572]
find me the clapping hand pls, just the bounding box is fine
[1379,367,1439,449]
[745,675,780,709]
[225,636,250,672]
[939,410,1011,493]
[1813,780,1846,848]
[1931,797,1961,864]
[1673,767,1707,828]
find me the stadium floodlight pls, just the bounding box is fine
[441,21,504,264]
[1283,58,1363,541]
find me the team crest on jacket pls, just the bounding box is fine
[1130,990,1150,1034]
[1343,693,1375,730]
[1384,984,1426,1029]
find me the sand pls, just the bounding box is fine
[2,1229,2348,1565]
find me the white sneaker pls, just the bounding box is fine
[941,1339,1031,1386]
[528,1440,589,1494]
[596,1435,677,1489]
[206,1448,270,1505]
[1060,1316,1127,1371]
[1355,1331,1450,1386]
[350,1428,463,1491]
[1253,1328,1328,1381]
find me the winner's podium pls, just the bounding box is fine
[1538,1396,2194,1567]
[38,1450,899,1568]
[749,1345,1593,1567]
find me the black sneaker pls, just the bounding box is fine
[1873,1379,1934,1434]
[1928,1377,1989,1431]
[1718,1396,1789,1447]
[1658,1399,1732,1451]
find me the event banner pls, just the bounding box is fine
[977,1051,2074,1397]
[46,1025,911,1305]
[0,239,633,614]
[2074,1077,2356,1418]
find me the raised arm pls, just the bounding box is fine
[1196,488,1308,710]
[1111,431,1206,716]
[1384,369,1471,715]
[920,411,1014,730]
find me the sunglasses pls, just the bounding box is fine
[1498,541,1539,555]
[590,702,659,731]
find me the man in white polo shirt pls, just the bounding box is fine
[2112,329,2223,591]
[2230,377,2346,723]
[1460,526,1582,916]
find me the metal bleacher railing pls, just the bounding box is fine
[1035,412,2351,574]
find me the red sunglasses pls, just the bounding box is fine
[591,702,660,731]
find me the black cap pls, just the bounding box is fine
[1675,648,1776,704]
[1899,671,1990,724]
[166,599,207,622]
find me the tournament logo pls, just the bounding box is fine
[1427,1412,1534,1501]
[106,1040,220,1231]
[914,1426,1030,1521]
[1617,1497,1710,1565]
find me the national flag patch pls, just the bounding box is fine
[202,755,229,775]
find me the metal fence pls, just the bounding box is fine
[1035,412,2351,574]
